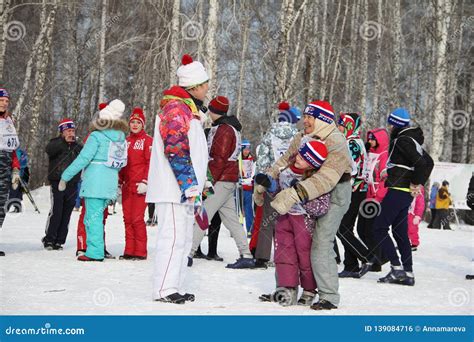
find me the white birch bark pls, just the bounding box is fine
[432,0,452,161]
[0,0,11,78]
[273,0,295,108]
[236,9,250,120]
[13,1,50,129]
[98,0,107,102]
[329,0,349,103]
[205,0,219,95]
[169,0,180,85]
[359,0,368,112]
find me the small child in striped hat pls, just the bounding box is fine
[257,139,331,306]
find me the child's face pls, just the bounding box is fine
[295,154,312,170]
[130,119,143,133]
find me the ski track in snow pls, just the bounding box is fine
[1,186,473,315]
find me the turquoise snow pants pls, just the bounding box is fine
[84,198,109,260]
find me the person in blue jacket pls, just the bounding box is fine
[60,99,128,261]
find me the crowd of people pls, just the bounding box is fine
[3,51,471,310]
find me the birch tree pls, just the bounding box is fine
[432,0,452,161]
[98,0,107,102]
[205,0,218,95]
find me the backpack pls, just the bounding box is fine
[388,136,434,185]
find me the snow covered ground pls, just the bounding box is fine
[0,186,472,315]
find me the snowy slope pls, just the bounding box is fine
[0,186,472,315]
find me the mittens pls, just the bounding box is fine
[58,179,67,191]
[270,187,300,215]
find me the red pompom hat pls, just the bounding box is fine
[129,107,145,126]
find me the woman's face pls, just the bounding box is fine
[303,115,316,135]
[295,154,312,170]
[130,119,143,134]
[188,82,209,101]
[369,139,377,148]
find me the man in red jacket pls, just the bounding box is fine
[188,96,255,269]
[119,107,152,260]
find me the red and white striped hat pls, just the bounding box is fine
[58,118,75,132]
[298,139,328,169]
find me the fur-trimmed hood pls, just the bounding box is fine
[88,118,129,134]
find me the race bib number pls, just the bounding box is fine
[105,141,128,169]
[362,152,379,185]
[0,118,19,151]
[271,136,290,161]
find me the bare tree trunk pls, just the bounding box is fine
[287,0,308,99]
[236,8,250,120]
[432,0,452,161]
[370,0,383,125]
[28,0,58,146]
[329,0,349,103]
[196,0,204,60]
[390,0,402,110]
[319,0,327,99]
[98,0,107,102]
[359,0,368,112]
[345,0,359,106]
[466,74,474,163]
[305,1,318,102]
[13,1,50,129]
[169,0,180,85]
[206,0,219,95]
[273,0,295,107]
[445,2,463,162]
[0,0,11,78]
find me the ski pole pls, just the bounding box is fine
[19,178,40,214]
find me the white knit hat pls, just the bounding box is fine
[176,54,209,88]
[99,99,125,120]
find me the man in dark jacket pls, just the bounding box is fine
[373,108,433,286]
[188,96,255,269]
[42,119,82,250]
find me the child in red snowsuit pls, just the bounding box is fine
[119,107,152,260]
[408,187,425,250]
[260,139,330,306]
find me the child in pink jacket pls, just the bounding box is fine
[357,128,389,273]
[259,139,330,306]
[408,187,425,250]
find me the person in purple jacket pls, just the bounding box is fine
[256,139,331,306]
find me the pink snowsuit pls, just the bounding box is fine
[273,165,330,291]
[408,187,425,247]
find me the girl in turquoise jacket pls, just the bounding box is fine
[60,99,128,261]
